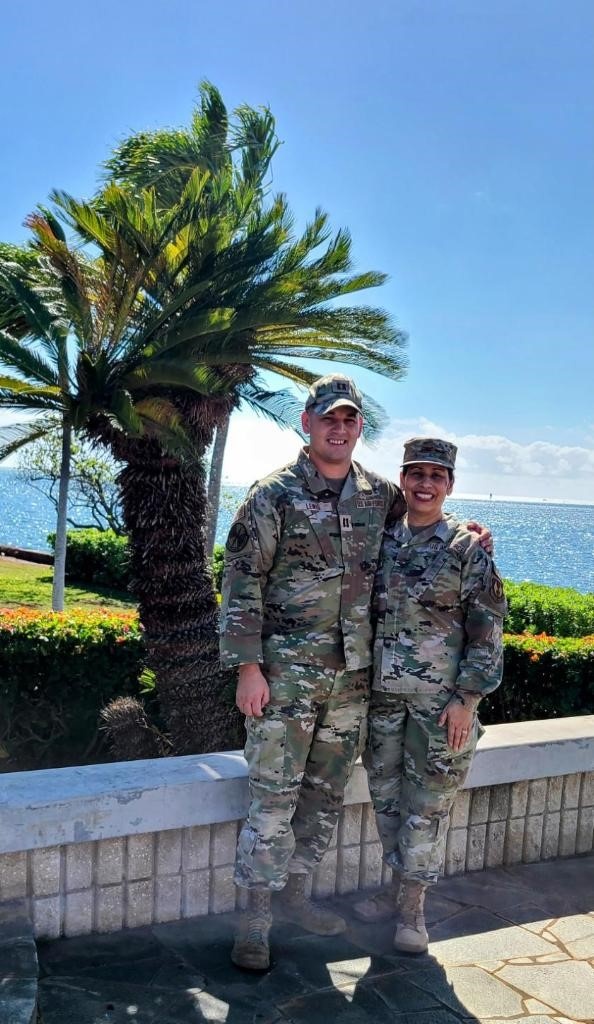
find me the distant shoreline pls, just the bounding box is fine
[449,493,594,507]
[1,467,592,508]
[220,480,594,509]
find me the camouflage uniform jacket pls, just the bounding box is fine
[373,514,506,700]
[220,448,404,671]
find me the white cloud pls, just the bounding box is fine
[360,419,594,502]
[221,411,594,503]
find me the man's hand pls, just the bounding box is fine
[237,663,270,718]
[467,521,493,555]
[438,699,474,752]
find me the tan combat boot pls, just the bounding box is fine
[279,872,346,935]
[352,872,400,923]
[231,888,272,970]
[393,879,429,953]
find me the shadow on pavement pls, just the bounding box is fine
[36,854,594,1023]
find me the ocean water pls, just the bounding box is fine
[1,469,593,593]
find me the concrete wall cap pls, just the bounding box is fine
[1,719,592,856]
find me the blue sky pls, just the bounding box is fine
[1,0,592,499]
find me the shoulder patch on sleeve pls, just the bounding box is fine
[226,521,249,553]
[489,568,505,602]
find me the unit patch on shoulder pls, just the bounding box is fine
[490,570,505,602]
[226,522,249,553]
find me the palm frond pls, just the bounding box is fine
[25,212,95,344]
[238,379,305,436]
[0,262,68,356]
[233,104,280,193]
[124,360,231,396]
[133,397,198,462]
[0,416,58,462]
[50,190,119,252]
[0,374,61,398]
[108,390,145,436]
[0,330,61,387]
[190,79,229,172]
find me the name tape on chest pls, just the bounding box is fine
[395,540,441,555]
[356,498,385,509]
[294,500,334,513]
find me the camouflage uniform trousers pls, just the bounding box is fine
[235,661,370,890]
[363,688,480,885]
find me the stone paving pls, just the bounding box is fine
[33,855,594,1024]
[0,900,37,1024]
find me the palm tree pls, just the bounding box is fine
[103,82,397,556]
[0,87,407,755]
[204,411,231,555]
[0,84,278,609]
[0,236,82,610]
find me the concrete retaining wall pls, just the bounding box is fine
[1,717,592,939]
[0,545,53,564]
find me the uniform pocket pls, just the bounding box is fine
[236,824,259,859]
[245,713,287,785]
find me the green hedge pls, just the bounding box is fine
[49,530,225,594]
[504,580,594,638]
[480,632,594,725]
[0,608,145,770]
[212,543,225,592]
[1,605,592,771]
[48,528,130,590]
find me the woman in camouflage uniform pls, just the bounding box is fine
[354,438,506,953]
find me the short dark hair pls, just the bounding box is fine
[402,465,454,483]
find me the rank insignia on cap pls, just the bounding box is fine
[305,374,364,416]
[401,437,457,470]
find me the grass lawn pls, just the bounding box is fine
[0,558,136,610]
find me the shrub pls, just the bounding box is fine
[0,607,145,770]
[48,530,224,594]
[212,543,225,593]
[480,632,594,725]
[2,595,593,772]
[504,580,594,638]
[48,528,130,590]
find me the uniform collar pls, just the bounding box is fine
[395,513,457,544]
[297,447,373,497]
[343,459,373,498]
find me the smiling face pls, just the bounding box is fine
[400,462,454,526]
[301,405,363,477]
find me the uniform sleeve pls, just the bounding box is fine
[219,484,281,668]
[385,481,407,525]
[454,543,507,704]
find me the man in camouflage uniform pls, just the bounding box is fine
[220,374,405,969]
[354,437,506,953]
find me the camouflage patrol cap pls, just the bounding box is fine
[402,437,457,470]
[305,374,363,416]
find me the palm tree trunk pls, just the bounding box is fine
[52,417,71,612]
[90,395,243,756]
[205,410,231,555]
[114,433,243,755]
